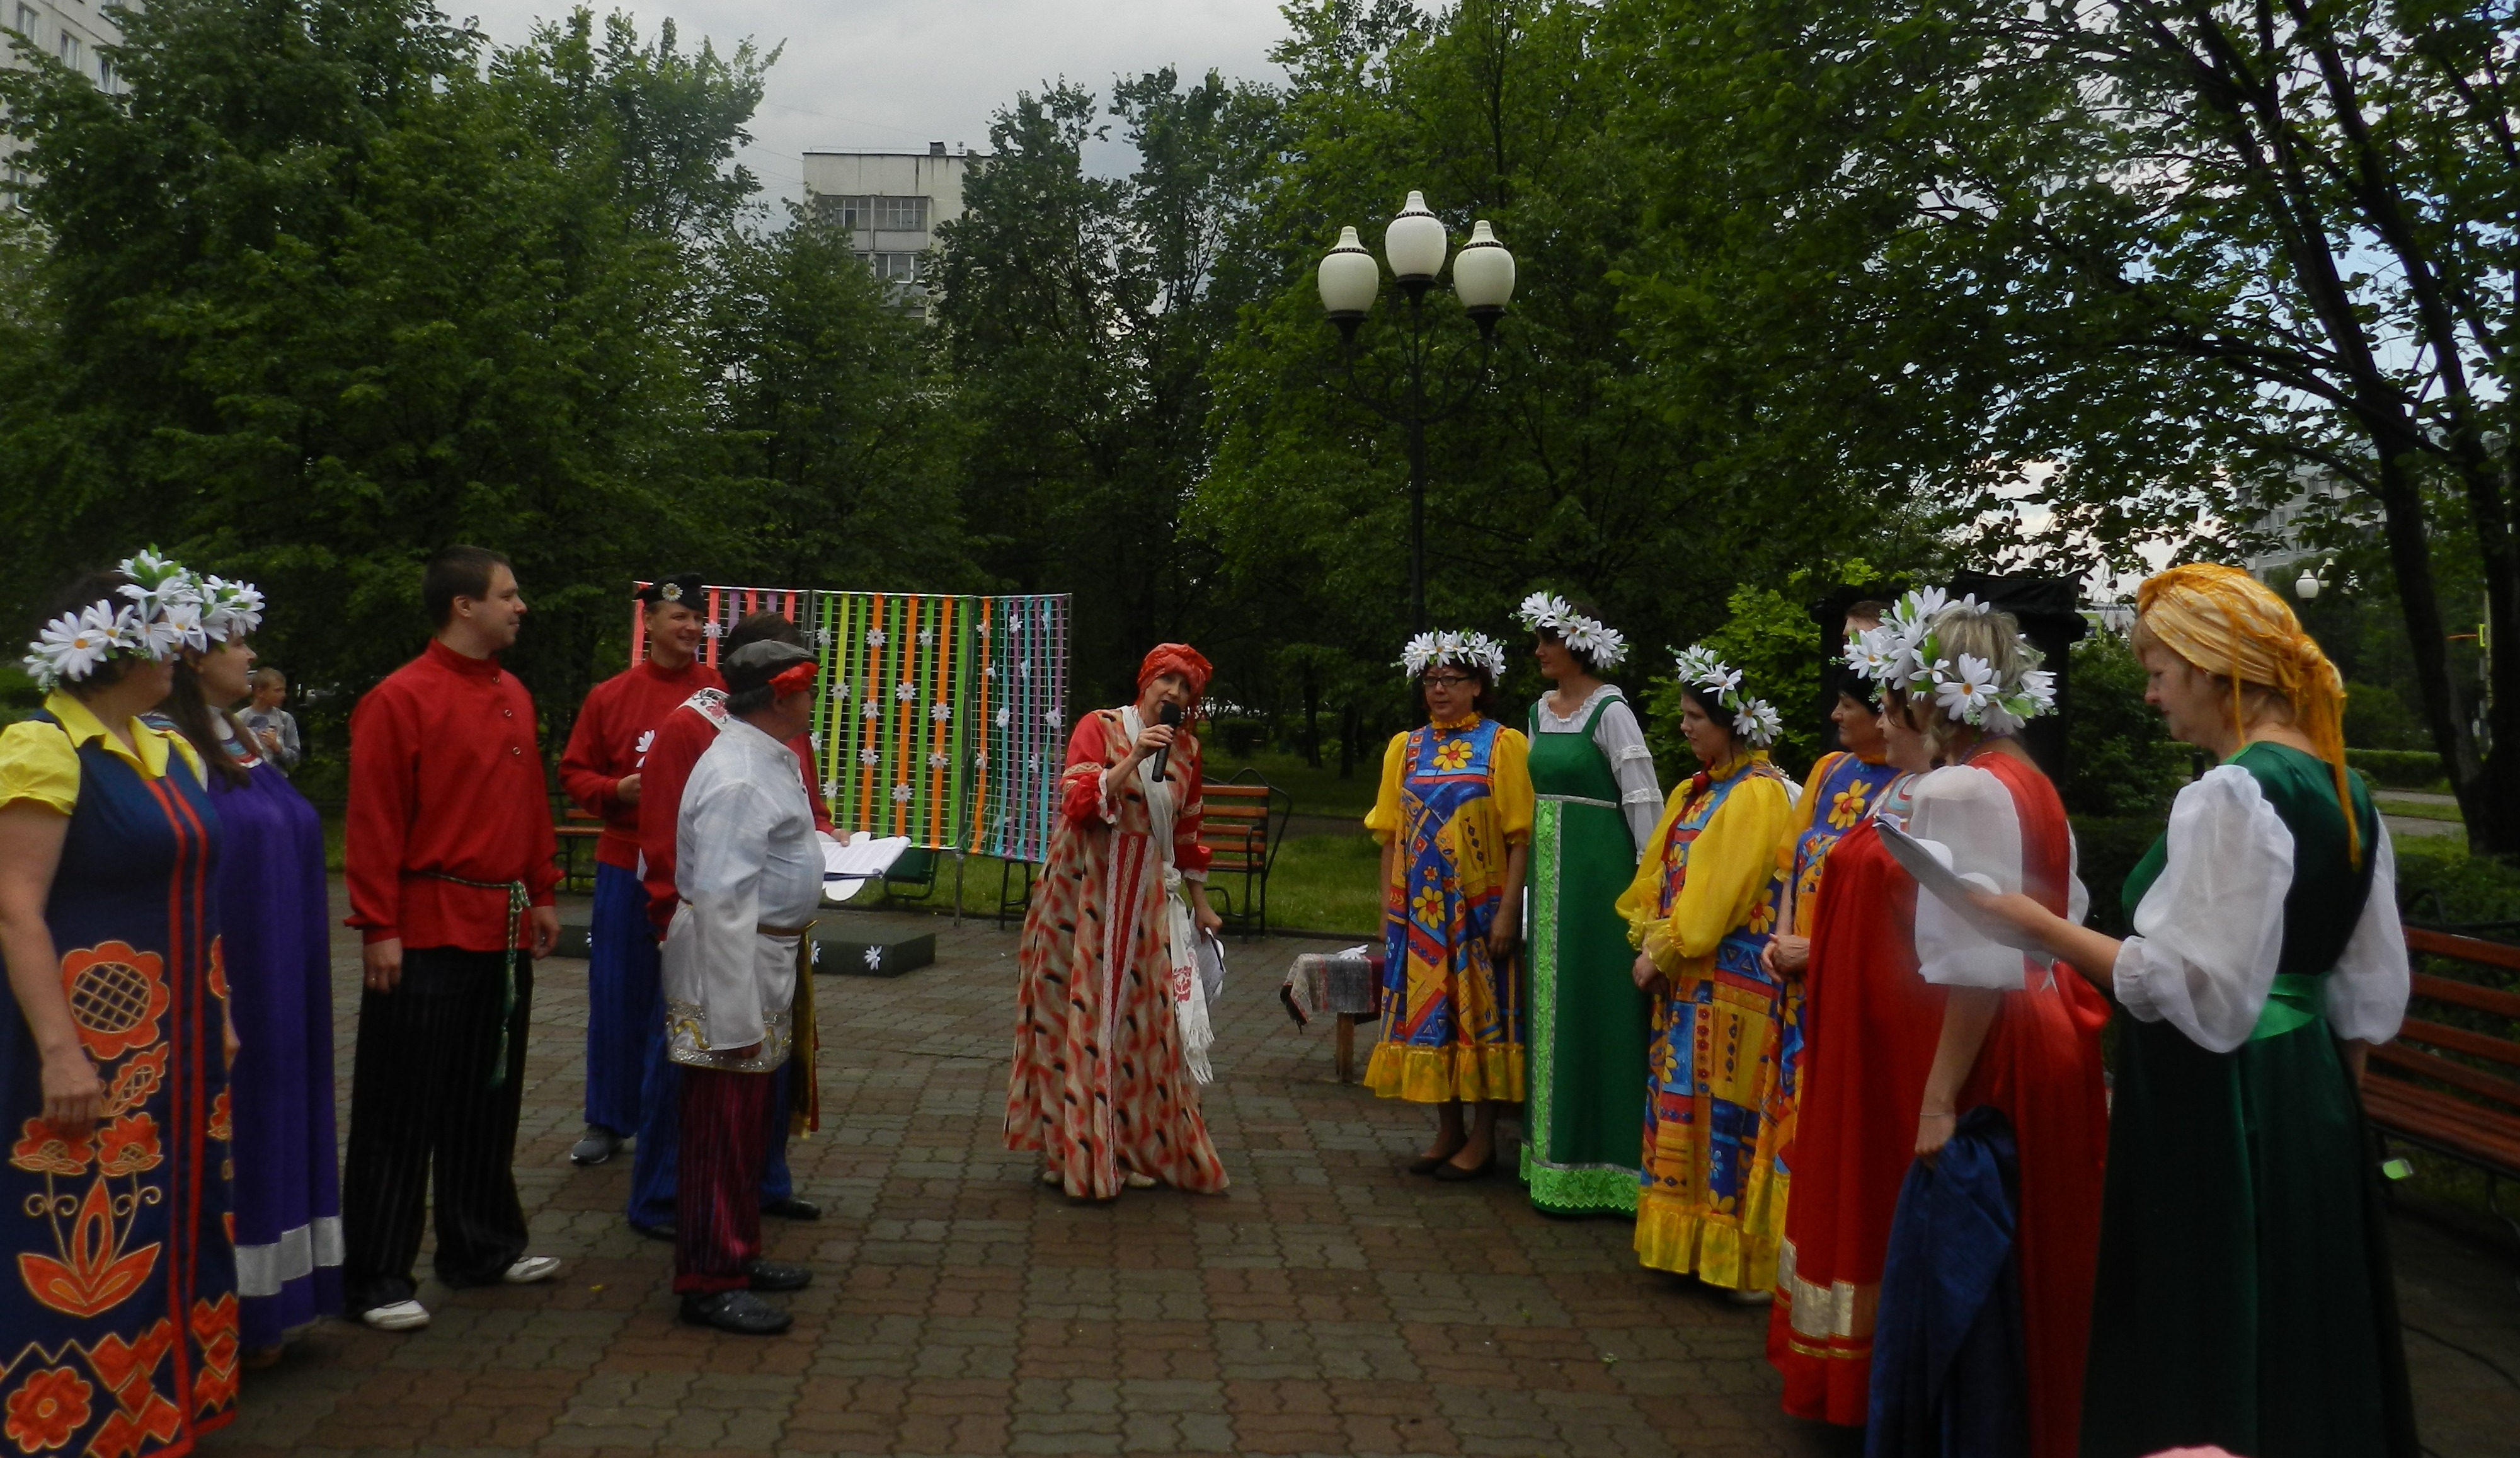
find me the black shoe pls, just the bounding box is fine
[679,1290,793,1335]
[1432,1151,1498,1182]
[632,1221,676,1243]
[745,1260,813,1293]
[760,1196,822,1221]
[570,1126,625,1166]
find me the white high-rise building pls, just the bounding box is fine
[4,0,131,207]
[801,141,979,318]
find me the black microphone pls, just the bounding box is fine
[1150,700,1183,781]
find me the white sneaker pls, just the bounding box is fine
[1727,1287,1774,1306]
[502,1255,562,1285]
[360,1300,430,1331]
[1123,1171,1157,1190]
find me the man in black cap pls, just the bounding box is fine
[662,639,822,1334]
[557,575,719,1166]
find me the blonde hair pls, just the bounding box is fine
[1913,604,2040,757]
[2136,563,2357,863]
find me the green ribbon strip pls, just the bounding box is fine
[2249,971,2325,1042]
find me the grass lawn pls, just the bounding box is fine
[2374,794,2464,823]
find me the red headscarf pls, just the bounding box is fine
[1137,643,1213,716]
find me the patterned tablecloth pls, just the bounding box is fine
[1279,946,1382,1026]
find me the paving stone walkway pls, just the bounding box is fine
[205,892,2520,1457]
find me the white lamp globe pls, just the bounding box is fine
[1317,226,1380,319]
[1384,191,1449,284]
[2294,569,2322,602]
[1453,220,1515,314]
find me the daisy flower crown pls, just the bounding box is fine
[21,549,264,693]
[1844,587,2056,733]
[1671,643,1782,747]
[1515,592,1629,670]
[1399,629,1508,680]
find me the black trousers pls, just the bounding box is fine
[341,946,533,1312]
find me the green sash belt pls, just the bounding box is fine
[2250,971,2326,1042]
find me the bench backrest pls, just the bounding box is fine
[1201,783,1278,870]
[2376,926,2520,1115]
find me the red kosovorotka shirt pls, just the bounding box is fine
[638,692,835,934]
[346,638,561,950]
[558,655,724,870]
[1058,710,1213,877]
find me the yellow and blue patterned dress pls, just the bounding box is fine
[1618,752,1796,1288]
[1363,715,1535,1103]
[1783,751,1899,938]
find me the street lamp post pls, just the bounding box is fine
[1317,193,1516,631]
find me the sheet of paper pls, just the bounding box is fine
[1874,821,2048,953]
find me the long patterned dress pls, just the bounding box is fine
[1617,753,1796,1288]
[1364,716,1535,1103]
[0,696,237,1458]
[1004,708,1229,1200]
[1521,689,1656,1214]
[1780,752,1898,943]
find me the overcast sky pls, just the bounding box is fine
[453,1,1293,197]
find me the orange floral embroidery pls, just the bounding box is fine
[189,1295,239,1416]
[205,1091,231,1144]
[82,1320,181,1457]
[9,1120,93,1177]
[55,943,169,1062]
[16,1176,159,1320]
[3,1366,90,1451]
[101,1047,166,1120]
[94,1115,161,1179]
[1827,784,1869,829]
[206,938,229,1002]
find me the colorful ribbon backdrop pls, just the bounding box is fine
[633,585,1070,860]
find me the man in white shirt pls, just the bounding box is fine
[662,640,823,1335]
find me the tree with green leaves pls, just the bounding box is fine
[933,69,1280,708]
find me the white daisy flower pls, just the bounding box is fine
[890,783,912,803]
[866,628,886,647]
[860,701,881,720]
[929,703,951,723]
[32,607,116,684]
[1737,699,1783,747]
[994,707,1011,728]
[893,681,916,701]
[859,747,879,765]
[916,628,934,646]
[928,752,949,768]
[1935,654,1998,720]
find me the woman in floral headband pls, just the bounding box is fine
[153,575,348,1365]
[0,556,240,1450]
[1614,645,1797,1297]
[1514,594,1661,1217]
[1365,630,1534,1179]
[1830,590,2109,1458]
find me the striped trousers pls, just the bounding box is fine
[674,1064,776,1294]
[341,948,532,1313]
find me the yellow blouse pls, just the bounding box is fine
[1615,762,1794,977]
[0,691,204,815]
[1362,720,1537,845]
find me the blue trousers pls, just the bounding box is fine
[585,863,657,1135]
[626,972,794,1231]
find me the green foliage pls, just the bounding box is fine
[932,69,1280,708]
[2347,749,2451,793]
[2061,631,2189,818]
[2070,814,2167,939]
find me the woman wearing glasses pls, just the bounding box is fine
[1366,631,1534,1180]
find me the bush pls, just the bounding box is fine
[2343,680,2429,750]
[2346,747,2448,791]
[2392,837,2520,929]
[2063,631,2189,818]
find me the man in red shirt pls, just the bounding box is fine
[626,612,831,1238]
[557,573,721,1167]
[341,546,566,1332]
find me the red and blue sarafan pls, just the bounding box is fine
[1,715,237,1458]
[1370,718,1525,1103]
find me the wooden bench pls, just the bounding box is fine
[1200,774,1291,940]
[2362,924,2520,1241]
[553,805,603,894]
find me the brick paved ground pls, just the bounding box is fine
[203,888,2520,1457]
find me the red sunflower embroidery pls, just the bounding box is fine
[205,1091,231,1143]
[55,943,169,1062]
[95,1114,161,1178]
[3,1366,91,1451]
[9,1119,94,1177]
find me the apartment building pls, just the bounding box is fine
[800,142,979,318]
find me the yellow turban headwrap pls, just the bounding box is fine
[2135,563,2358,863]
